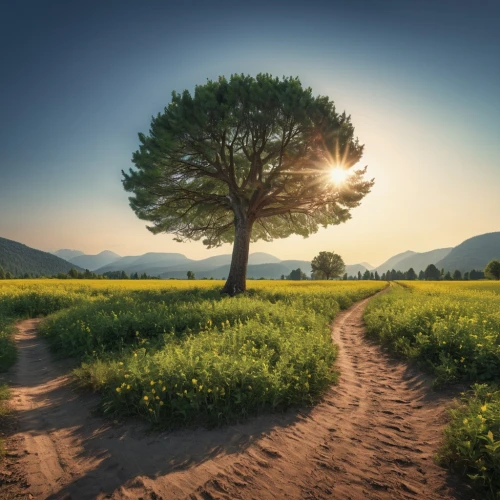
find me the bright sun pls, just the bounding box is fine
[329,167,348,185]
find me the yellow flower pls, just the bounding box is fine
[126,385,130,390]
[134,352,137,357]
[116,387,121,393]
[248,385,252,390]
[152,389,155,394]
[119,362,123,366]
[155,396,160,400]
[160,401,164,406]
[208,388,212,393]
[162,386,166,391]
[150,380,155,386]
[192,378,197,385]
[463,418,468,424]
[308,374,311,378]
[144,395,149,401]
[481,404,487,412]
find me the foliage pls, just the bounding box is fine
[187,270,195,280]
[288,268,307,280]
[365,281,500,496]
[0,236,83,278]
[424,264,441,280]
[364,281,500,385]
[438,384,500,499]
[311,251,345,280]
[0,279,385,427]
[0,384,10,458]
[485,260,500,280]
[122,73,373,294]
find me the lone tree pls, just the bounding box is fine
[311,251,345,280]
[187,270,195,280]
[424,264,441,280]
[485,260,500,280]
[123,74,373,295]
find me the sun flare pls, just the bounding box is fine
[329,167,348,185]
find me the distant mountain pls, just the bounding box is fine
[96,253,192,275]
[436,232,500,272]
[0,237,83,277]
[248,252,282,265]
[359,262,375,270]
[68,250,121,271]
[52,249,85,261]
[375,250,416,274]
[377,248,452,274]
[345,264,370,276]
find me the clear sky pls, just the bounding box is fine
[0,0,499,267]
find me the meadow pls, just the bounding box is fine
[0,279,384,427]
[364,281,500,497]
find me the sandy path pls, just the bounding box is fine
[5,296,469,499]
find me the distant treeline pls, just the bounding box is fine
[0,266,160,280]
[343,264,485,281]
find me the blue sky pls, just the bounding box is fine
[0,0,499,265]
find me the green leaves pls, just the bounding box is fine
[123,73,373,248]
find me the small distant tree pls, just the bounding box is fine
[357,270,362,280]
[0,265,5,279]
[5,272,13,279]
[406,268,417,280]
[280,274,285,280]
[418,270,425,280]
[381,272,386,281]
[424,264,441,280]
[374,270,380,280]
[362,269,370,280]
[343,272,348,280]
[187,270,195,280]
[463,271,469,280]
[485,260,500,280]
[120,270,129,279]
[68,268,79,279]
[453,269,462,280]
[311,251,345,280]
[444,271,452,280]
[288,268,307,280]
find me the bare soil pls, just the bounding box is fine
[0,297,471,499]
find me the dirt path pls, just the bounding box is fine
[4,297,469,499]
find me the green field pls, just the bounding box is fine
[0,279,384,426]
[365,281,500,497]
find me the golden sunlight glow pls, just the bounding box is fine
[329,167,348,185]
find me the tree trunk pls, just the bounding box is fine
[222,215,253,296]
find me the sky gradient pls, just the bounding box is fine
[1,0,499,267]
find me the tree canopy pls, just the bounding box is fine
[311,251,345,280]
[485,260,500,280]
[123,74,373,294]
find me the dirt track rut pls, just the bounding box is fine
[5,295,469,499]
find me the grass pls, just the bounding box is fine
[0,384,10,458]
[0,279,385,427]
[364,281,500,498]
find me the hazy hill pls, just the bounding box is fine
[360,261,375,270]
[436,232,500,272]
[381,248,452,273]
[96,253,192,274]
[375,250,416,274]
[68,250,121,271]
[52,249,85,261]
[0,237,83,277]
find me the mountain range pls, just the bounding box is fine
[0,231,498,278]
[0,237,84,277]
